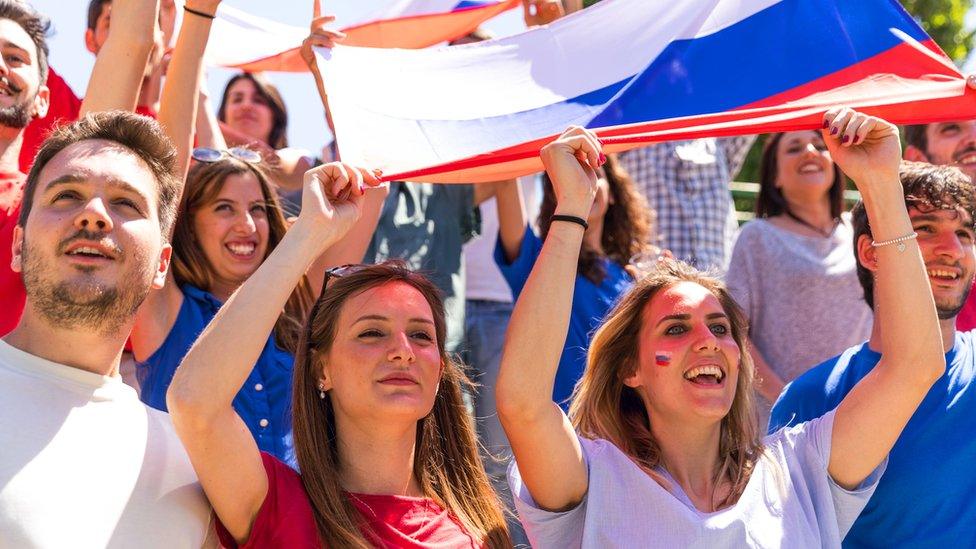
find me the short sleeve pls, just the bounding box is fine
[494,225,543,298]
[773,410,886,540]
[215,452,316,548]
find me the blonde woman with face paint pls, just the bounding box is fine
[496,110,944,547]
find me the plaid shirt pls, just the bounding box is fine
[618,136,755,273]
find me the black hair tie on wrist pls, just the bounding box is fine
[551,214,589,230]
[183,5,216,19]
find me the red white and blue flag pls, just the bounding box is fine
[316,0,976,183]
[188,0,518,72]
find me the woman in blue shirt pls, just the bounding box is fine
[129,151,382,465]
[494,156,655,408]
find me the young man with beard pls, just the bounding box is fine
[904,119,976,331]
[0,111,216,547]
[769,161,976,548]
[0,0,158,336]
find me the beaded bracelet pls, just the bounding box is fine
[871,231,917,252]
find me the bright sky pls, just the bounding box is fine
[32,0,526,157]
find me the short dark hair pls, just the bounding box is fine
[851,160,976,309]
[0,0,50,85]
[755,131,846,220]
[18,111,181,238]
[904,124,928,156]
[86,0,111,32]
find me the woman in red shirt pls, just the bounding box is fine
[168,162,510,548]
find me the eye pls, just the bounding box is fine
[5,54,24,65]
[957,229,975,242]
[214,203,233,213]
[411,330,434,342]
[113,197,142,214]
[941,124,960,135]
[250,204,268,216]
[664,324,687,336]
[52,190,81,203]
[914,224,935,234]
[358,329,383,339]
[710,323,730,336]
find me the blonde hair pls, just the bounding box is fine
[292,262,511,548]
[171,157,313,354]
[569,258,763,508]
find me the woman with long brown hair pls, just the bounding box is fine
[131,152,381,466]
[168,163,510,547]
[494,155,654,408]
[497,112,944,547]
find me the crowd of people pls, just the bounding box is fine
[1,0,976,548]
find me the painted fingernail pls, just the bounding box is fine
[852,135,860,144]
[841,134,850,143]
[830,126,839,135]
[822,120,830,129]
[599,153,607,165]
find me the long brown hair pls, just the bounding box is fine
[170,158,313,353]
[756,131,845,219]
[292,262,511,548]
[217,72,290,149]
[569,258,762,508]
[539,154,655,283]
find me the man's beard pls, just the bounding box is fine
[20,234,155,336]
[0,86,34,129]
[937,280,973,320]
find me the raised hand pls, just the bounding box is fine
[297,163,382,246]
[821,107,901,194]
[540,126,604,218]
[300,0,347,69]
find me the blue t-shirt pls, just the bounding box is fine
[495,226,632,408]
[136,284,296,467]
[769,331,976,548]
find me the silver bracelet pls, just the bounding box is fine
[871,231,917,252]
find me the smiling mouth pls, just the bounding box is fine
[797,163,823,174]
[225,242,257,258]
[683,365,726,386]
[954,151,976,167]
[927,268,961,282]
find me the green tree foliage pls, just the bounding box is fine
[901,0,974,62]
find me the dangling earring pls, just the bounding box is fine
[318,383,326,399]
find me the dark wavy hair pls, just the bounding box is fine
[539,154,655,283]
[756,131,845,219]
[217,72,289,149]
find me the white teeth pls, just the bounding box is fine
[928,269,959,280]
[798,163,822,173]
[227,243,255,256]
[68,246,106,257]
[683,365,724,381]
[957,153,976,165]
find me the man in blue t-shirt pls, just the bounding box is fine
[769,161,976,548]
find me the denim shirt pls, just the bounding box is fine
[136,284,296,467]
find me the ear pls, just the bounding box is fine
[31,84,49,120]
[904,145,929,164]
[151,244,172,289]
[10,225,23,273]
[84,30,98,54]
[856,233,880,275]
[319,356,333,391]
[622,365,641,389]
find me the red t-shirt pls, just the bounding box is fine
[216,452,482,549]
[0,171,27,336]
[957,284,976,331]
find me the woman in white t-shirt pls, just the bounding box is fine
[496,110,944,548]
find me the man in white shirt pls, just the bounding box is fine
[0,111,215,547]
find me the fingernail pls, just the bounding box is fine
[599,153,607,165]
[830,126,838,135]
[852,135,860,144]
[841,134,850,143]
[822,120,829,129]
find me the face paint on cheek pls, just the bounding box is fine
[655,351,672,367]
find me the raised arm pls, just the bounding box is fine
[824,108,944,489]
[167,162,379,543]
[495,178,528,262]
[80,0,158,115]
[496,127,602,511]
[158,0,220,180]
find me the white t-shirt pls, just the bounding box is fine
[0,340,216,548]
[510,410,883,548]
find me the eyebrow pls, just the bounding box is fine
[0,40,31,58]
[655,312,728,327]
[44,174,151,204]
[353,314,435,325]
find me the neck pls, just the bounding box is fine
[650,415,725,509]
[208,278,240,303]
[0,126,24,174]
[335,413,422,496]
[3,307,128,376]
[582,216,605,255]
[783,196,833,230]
[867,312,955,354]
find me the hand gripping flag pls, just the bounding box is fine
[316,0,976,183]
[189,0,519,72]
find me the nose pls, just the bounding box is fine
[933,229,966,262]
[235,211,258,233]
[387,331,416,364]
[74,197,114,233]
[693,326,720,354]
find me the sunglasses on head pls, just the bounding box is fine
[304,264,370,356]
[191,147,263,164]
